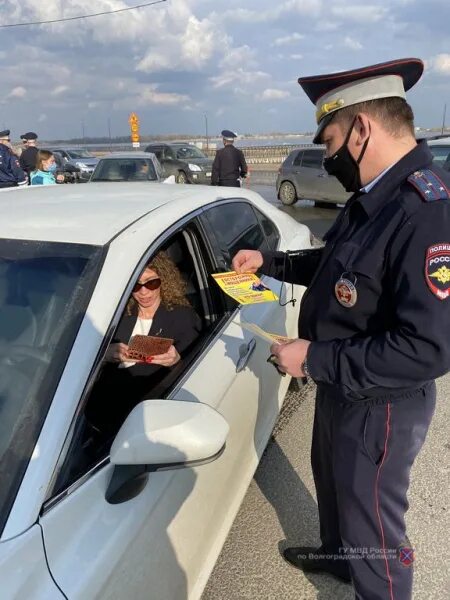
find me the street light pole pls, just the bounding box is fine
[441,103,447,135]
[204,113,209,151]
[81,120,85,144]
[107,117,112,151]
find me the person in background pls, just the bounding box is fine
[0,130,27,188]
[30,150,65,185]
[211,129,247,187]
[19,132,39,179]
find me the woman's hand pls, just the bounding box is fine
[148,345,180,367]
[56,173,65,183]
[105,343,130,363]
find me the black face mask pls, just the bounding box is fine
[323,118,370,193]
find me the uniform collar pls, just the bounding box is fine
[354,140,434,219]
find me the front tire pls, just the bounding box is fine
[279,181,297,205]
[176,171,189,184]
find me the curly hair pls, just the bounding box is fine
[127,251,190,315]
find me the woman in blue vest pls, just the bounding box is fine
[30,150,64,185]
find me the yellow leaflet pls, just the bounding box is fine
[234,320,294,345]
[212,271,278,305]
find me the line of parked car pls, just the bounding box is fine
[275,136,450,207]
[46,136,450,208]
[44,142,214,186]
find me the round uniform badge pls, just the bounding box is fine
[335,276,358,308]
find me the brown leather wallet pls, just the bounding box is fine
[128,334,174,360]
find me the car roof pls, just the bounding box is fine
[0,182,265,246]
[428,137,450,146]
[98,152,156,159]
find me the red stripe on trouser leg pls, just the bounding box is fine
[375,402,395,600]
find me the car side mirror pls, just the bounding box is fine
[105,399,229,504]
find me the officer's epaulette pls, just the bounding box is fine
[407,169,450,202]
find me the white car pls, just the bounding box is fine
[0,183,311,600]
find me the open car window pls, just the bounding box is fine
[50,218,229,498]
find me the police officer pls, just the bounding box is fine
[211,129,247,187]
[19,131,39,177]
[0,130,27,188]
[232,58,450,600]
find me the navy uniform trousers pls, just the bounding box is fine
[312,382,436,599]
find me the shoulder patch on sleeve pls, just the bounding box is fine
[408,169,450,202]
[425,243,450,300]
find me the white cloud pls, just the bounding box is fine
[51,85,69,96]
[38,114,47,123]
[290,54,304,60]
[331,5,388,22]
[343,36,363,50]
[272,33,304,47]
[210,69,270,90]
[260,88,291,101]
[8,86,26,98]
[428,54,450,76]
[220,45,257,69]
[285,0,323,16]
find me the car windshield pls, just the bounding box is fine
[91,158,158,182]
[175,146,207,160]
[67,149,95,159]
[0,239,103,533]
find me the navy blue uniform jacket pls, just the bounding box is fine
[261,141,450,400]
[0,144,27,185]
[211,144,248,185]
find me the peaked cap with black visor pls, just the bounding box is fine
[298,58,424,144]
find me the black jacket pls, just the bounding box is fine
[86,304,202,432]
[261,141,450,400]
[19,146,39,175]
[211,144,247,185]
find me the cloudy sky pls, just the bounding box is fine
[0,0,449,140]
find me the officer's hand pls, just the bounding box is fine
[232,249,263,274]
[269,339,311,378]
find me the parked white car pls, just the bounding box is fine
[0,183,311,600]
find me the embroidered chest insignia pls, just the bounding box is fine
[425,244,450,300]
[335,276,358,308]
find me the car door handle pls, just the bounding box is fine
[236,338,256,373]
[318,173,327,178]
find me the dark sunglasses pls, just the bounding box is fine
[133,277,161,293]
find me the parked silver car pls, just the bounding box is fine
[46,147,99,181]
[276,147,350,207]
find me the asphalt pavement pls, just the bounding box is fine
[202,184,450,600]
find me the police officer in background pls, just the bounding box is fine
[211,129,247,187]
[232,58,450,600]
[19,131,39,178]
[0,130,27,188]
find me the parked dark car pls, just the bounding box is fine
[276,147,351,206]
[144,143,213,184]
[428,137,450,172]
